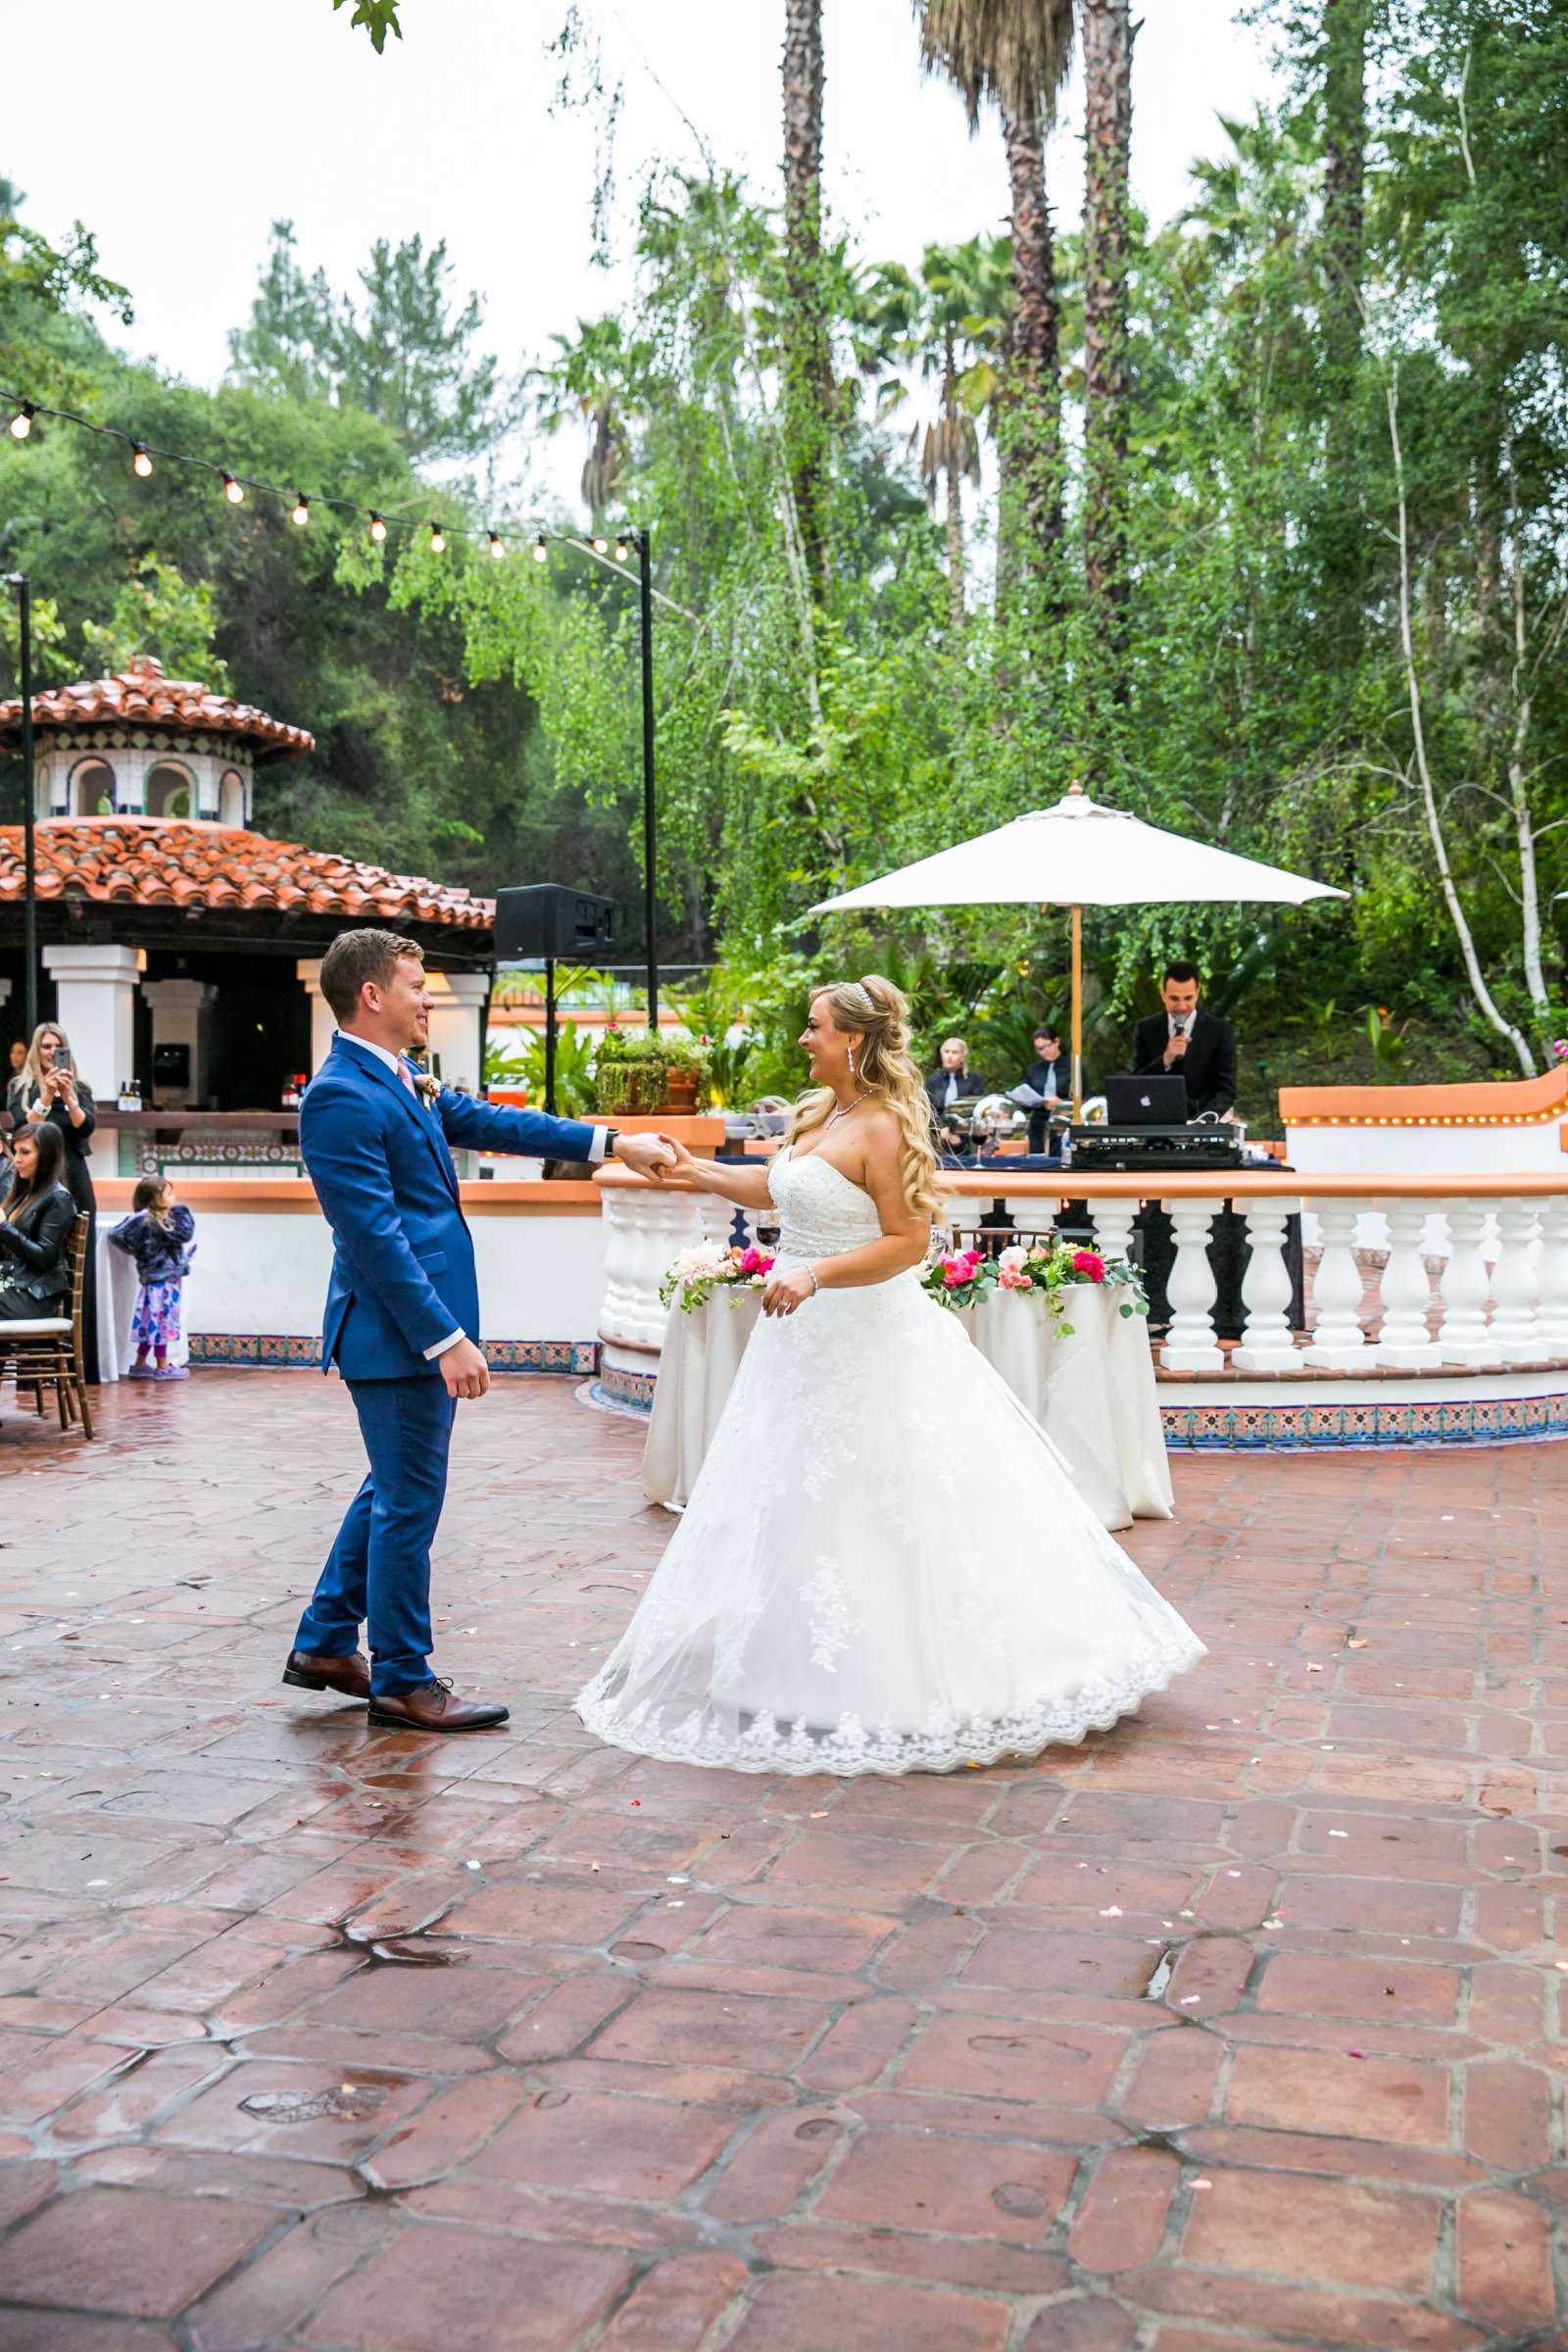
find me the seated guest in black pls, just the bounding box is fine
[1017,1025,1084,1155]
[0,1121,76,1323]
[1131,961,1237,1118]
[924,1037,986,1155]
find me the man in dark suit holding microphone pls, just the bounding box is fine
[1131,961,1237,1119]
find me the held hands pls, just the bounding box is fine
[439,1335,491,1401]
[612,1133,679,1179]
[762,1265,816,1317]
[645,1134,697,1183]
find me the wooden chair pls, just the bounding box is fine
[4,1212,94,1440]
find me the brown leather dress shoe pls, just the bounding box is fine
[282,1648,372,1702]
[367,1679,510,1734]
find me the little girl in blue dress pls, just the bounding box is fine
[109,1175,197,1380]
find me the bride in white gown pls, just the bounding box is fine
[576,975,1204,1777]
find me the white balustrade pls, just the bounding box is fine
[1439,1198,1495,1368]
[599,1185,711,1355]
[1538,1197,1568,1358]
[1160,1197,1224,1372]
[1490,1200,1546,1366]
[1089,1200,1138,1270]
[1376,1198,1442,1369]
[1302,1199,1376,1370]
[1233,1198,1301,1373]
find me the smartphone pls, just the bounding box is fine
[55,1047,74,1075]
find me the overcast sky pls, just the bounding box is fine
[2,0,1276,504]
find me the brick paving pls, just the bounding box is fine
[0,1372,1564,2351]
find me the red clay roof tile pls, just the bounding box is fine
[0,817,493,933]
[0,654,315,763]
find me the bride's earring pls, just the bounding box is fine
[848,1043,858,1080]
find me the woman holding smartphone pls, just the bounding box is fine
[13,1023,99,1380]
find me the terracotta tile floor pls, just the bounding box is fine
[0,1373,1564,2350]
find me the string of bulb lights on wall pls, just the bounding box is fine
[3,389,667,585]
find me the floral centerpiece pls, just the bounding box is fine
[660,1239,775,1314]
[918,1246,1001,1310]
[996,1241,1148,1339]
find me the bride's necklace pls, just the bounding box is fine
[826,1088,875,1126]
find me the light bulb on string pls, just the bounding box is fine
[9,402,35,441]
[368,513,387,543]
[291,493,311,527]
[222,471,244,505]
[614,535,629,563]
[591,533,609,555]
[488,531,505,561]
[131,443,153,478]
[428,522,447,554]
[532,533,548,564]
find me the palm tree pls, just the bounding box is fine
[782,0,832,588]
[526,316,636,522]
[910,240,1006,631]
[1081,0,1133,670]
[914,2,1075,579]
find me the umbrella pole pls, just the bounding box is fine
[1070,903,1084,1119]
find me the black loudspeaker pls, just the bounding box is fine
[493,885,615,962]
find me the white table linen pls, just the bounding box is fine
[643,1280,1171,1530]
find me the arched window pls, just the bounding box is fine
[146,760,194,819]
[68,757,117,816]
[219,769,246,828]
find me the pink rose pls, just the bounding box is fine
[999,1265,1031,1289]
[943,1264,967,1289]
[1072,1250,1106,1282]
[738,1247,763,1274]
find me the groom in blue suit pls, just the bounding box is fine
[284,927,670,1732]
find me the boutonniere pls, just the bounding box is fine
[408,1063,442,1110]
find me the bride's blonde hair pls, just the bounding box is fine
[788,974,942,1218]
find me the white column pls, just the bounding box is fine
[1439,1198,1495,1368]
[1375,1197,1442,1369]
[41,943,140,1100]
[1161,1196,1224,1372]
[1536,1197,1568,1357]
[1490,1200,1545,1366]
[295,959,338,1074]
[1302,1198,1375,1370]
[139,977,219,1108]
[423,970,489,1092]
[1089,1199,1137,1269]
[1233,1198,1301,1372]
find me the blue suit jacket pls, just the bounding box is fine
[301,1032,600,1381]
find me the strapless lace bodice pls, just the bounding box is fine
[768,1145,884,1263]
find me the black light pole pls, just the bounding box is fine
[637,525,658,1030]
[5,572,39,1039]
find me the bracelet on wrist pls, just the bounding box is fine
[806,1265,820,1296]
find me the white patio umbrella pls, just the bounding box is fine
[809,784,1349,1116]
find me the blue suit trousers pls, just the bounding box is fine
[295,1376,457,1695]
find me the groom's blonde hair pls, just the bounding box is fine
[788,974,941,1219]
[319,928,422,1022]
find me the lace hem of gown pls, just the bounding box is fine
[575,1626,1206,1779]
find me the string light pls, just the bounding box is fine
[4,387,668,595]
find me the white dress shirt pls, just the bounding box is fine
[344,1032,612,1358]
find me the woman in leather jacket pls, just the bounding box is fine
[0,1121,77,1321]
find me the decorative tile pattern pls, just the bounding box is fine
[187,1334,597,1376]
[1161,1391,1568,1449]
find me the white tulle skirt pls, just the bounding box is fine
[576,1253,1205,1778]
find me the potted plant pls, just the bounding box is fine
[593,1025,712,1115]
